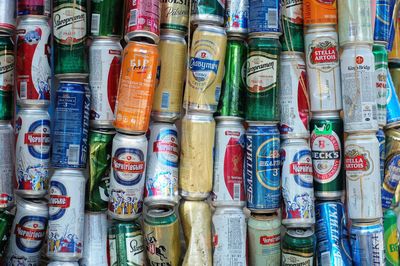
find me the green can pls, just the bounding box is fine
[216,35,248,117]
[85,129,115,212]
[384,209,399,266]
[191,0,225,25]
[0,210,14,257]
[282,229,315,265]
[0,35,14,120]
[245,35,281,121]
[90,0,123,38]
[373,43,389,127]
[280,0,304,52]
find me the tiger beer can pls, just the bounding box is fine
[224,0,249,35]
[377,128,386,183]
[382,128,400,209]
[160,0,189,34]
[0,121,14,209]
[0,0,16,34]
[373,43,388,127]
[17,0,51,17]
[303,0,337,25]
[386,68,400,128]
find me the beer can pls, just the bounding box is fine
[377,128,386,183]
[345,133,382,220]
[90,0,123,38]
[248,0,280,35]
[143,207,181,266]
[191,0,225,25]
[48,261,79,266]
[0,121,14,209]
[212,207,246,266]
[151,34,186,122]
[281,0,304,52]
[17,0,50,17]
[0,35,15,121]
[212,117,246,207]
[303,0,337,25]
[282,229,315,266]
[0,210,14,257]
[389,8,400,62]
[224,0,249,35]
[114,41,159,134]
[382,128,400,209]
[15,107,51,198]
[160,0,189,34]
[89,38,122,129]
[374,43,389,127]
[390,66,400,96]
[183,25,227,113]
[179,113,215,200]
[245,122,281,213]
[52,81,91,168]
[144,122,180,207]
[304,25,342,112]
[0,0,16,34]
[386,68,400,127]
[374,0,396,43]
[384,209,399,265]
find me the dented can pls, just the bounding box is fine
[191,0,225,25]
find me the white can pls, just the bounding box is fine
[341,44,378,133]
[47,262,79,266]
[0,121,14,209]
[374,43,388,128]
[47,169,86,261]
[345,133,382,220]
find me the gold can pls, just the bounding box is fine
[390,67,400,97]
[386,128,400,159]
[160,0,190,34]
[389,10,400,63]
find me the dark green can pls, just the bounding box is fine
[280,0,304,52]
[0,35,14,120]
[216,36,247,117]
[0,210,14,257]
[191,0,225,25]
[245,35,281,121]
[282,229,315,265]
[90,0,123,38]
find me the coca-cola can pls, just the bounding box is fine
[17,0,51,17]
[0,0,16,34]
[0,121,14,209]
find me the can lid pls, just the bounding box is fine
[17,103,50,111]
[248,32,280,39]
[228,34,247,41]
[16,196,48,214]
[351,219,382,227]
[281,138,308,145]
[250,212,278,221]
[341,42,373,49]
[0,120,12,125]
[55,73,89,80]
[286,228,314,238]
[184,112,214,122]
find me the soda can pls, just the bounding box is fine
[382,128,400,209]
[0,210,14,257]
[108,133,148,221]
[183,25,227,113]
[144,122,180,207]
[152,34,186,122]
[0,0,16,34]
[245,122,281,213]
[377,128,386,183]
[384,209,399,265]
[17,0,50,17]
[179,113,215,200]
[89,38,122,129]
[0,35,15,121]
[386,68,400,127]
[374,43,389,127]
[374,0,396,43]
[191,0,225,25]
[303,0,337,25]
[281,0,304,52]
[90,0,123,38]
[281,229,315,266]
[143,207,181,266]
[224,0,249,35]
[160,0,189,34]
[304,25,342,112]
[16,16,51,107]
[350,220,385,266]
[0,121,15,209]
[52,81,91,169]
[212,207,247,266]
[114,41,159,134]
[248,0,280,35]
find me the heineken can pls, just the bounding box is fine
[377,128,386,183]
[246,35,281,121]
[382,128,400,209]
[248,0,280,35]
[0,121,14,210]
[384,209,399,266]
[224,0,249,35]
[386,68,400,127]
[0,35,14,120]
[282,229,315,266]
[191,0,225,25]
[374,43,389,127]
[90,0,123,38]
[281,0,304,52]
[374,0,395,44]
[0,0,16,34]
[303,0,337,25]
[17,0,51,17]
[160,0,189,34]
[0,210,14,257]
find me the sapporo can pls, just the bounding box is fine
[384,209,399,265]
[143,207,181,266]
[90,0,123,38]
[191,0,225,25]
[89,38,122,129]
[0,35,15,121]
[0,0,16,34]
[160,0,189,33]
[281,229,315,266]
[345,133,382,220]
[377,127,386,183]
[114,41,159,134]
[303,0,337,25]
[374,0,396,44]
[183,25,227,113]
[212,207,246,265]
[0,121,14,209]
[224,0,249,35]
[17,0,50,17]
[248,0,280,35]
[246,35,281,121]
[281,0,304,52]
[382,128,400,209]
[0,210,14,257]
[374,43,389,127]
[386,68,400,127]
[304,25,342,112]
[15,107,51,198]
[179,113,215,200]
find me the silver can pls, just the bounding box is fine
[224,0,249,35]
[0,0,16,34]
[0,121,14,209]
[47,262,79,266]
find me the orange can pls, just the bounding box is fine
[114,41,159,133]
[303,0,337,25]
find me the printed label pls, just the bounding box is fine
[256,138,281,190]
[15,216,47,253]
[24,120,51,159]
[153,129,179,167]
[0,52,15,91]
[247,52,277,93]
[49,180,70,220]
[307,38,338,69]
[282,252,314,266]
[345,145,373,178]
[53,5,87,44]
[112,148,145,186]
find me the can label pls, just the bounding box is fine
[282,253,314,265]
[81,213,108,265]
[225,0,249,34]
[377,129,385,183]
[350,224,385,265]
[303,0,337,25]
[249,0,280,33]
[248,221,281,265]
[386,70,400,125]
[18,0,51,16]
[160,0,189,32]
[374,58,388,127]
[125,0,160,38]
[0,49,14,92]
[246,52,278,92]
[53,4,86,45]
[0,124,14,208]
[124,232,145,264]
[382,154,400,209]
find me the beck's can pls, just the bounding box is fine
[281,0,304,52]
[190,0,225,25]
[17,0,50,17]
[90,0,123,38]
[224,0,249,35]
[282,229,315,266]
[160,0,189,34]
[382,128,400,209]
[0,121,14,209]
[377,128,386,183]
[303,0,337,25]
[0,35,15,121]
[248,0,280,35]
[373,43,388,127]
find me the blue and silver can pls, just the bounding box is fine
[382,128,400,209]
[248,0,281,35]
[377,128,386,183]
[245,122,280,213]
[386,69,400,127]
[374,0,396,44]
[51,81,91,168]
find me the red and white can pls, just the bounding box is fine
[0,0,16,34]
[17,0,51,17]
[89,38,122,129]
[0,121,14,209]
[16,16,51,106]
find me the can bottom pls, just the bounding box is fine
[107,210,141,221]
[183,101,216,114]
[125,31,159,44]
[90,120,114,129]
[314,191,343,200]
[114,126,146,135]
[151,111,180,123]
[47,253,82,262]
[190,14,224,26]
[144,196,179,207]
[180,190,210,200]
[15,190,47,199]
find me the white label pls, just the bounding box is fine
[53,6,87,43]
[246,52,277,93]
[282,253,314,266]
[0,53,14,90]
[91,13,100,34]
[67,144,80,165]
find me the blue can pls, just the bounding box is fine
[382,154,400,209]
[245,122,280,212]
[387,0,398,51]
[315,201,352,266]
[51,82,91,168]
[248,0,280,34]
[377,128,386,183]
[386,69,400,126]
[374,0,396,44]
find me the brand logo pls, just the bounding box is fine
[49,180,70,220]
[310,40,338,64]
[15,215,47,253]
[24,119,51,159]
[48,194,71,208]
[256,138,281,190]
[153,128,179,167]
[145,231,170,264]
[356,56,364,64]
[246,53,277,93]
[53,6,87,43]
[189,50,220,83]
[224,135,245,201]
[112,148,145,186]
[260,234,280,245]
[129,238,144,256]
[345,146,372,176]
[289,149,313,188]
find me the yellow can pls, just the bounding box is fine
[160,0,189,34]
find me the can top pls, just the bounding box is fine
[196,24,226,36]
[311,111,341,119]
[90,128,117,135]
[160,33,186,44]
[315,200,342,207]
[114,131,147,140]
[53,168,86,179]
[286,228,314,238]
[59,81,89,85]
[146,206,175,219]
[341,43,373,49]
[228,34,247,41]
[385,128,400,140]
[183,112,214,122]
[16,196,48,214]
[127,40,159,49]
[17,15,49,25]
[250,212,279,221]
[374,41,388,48]
[91,37,123,46]
[17,104,50,112]
[346,131,377,139]
[215,116,244,122]
[305,25,337,34]
[281,138,308,146]
[0,120,12,126]
[248,33,279,40]
[351,219,382,228]
[214,206,245,215]
[246,121,278,126]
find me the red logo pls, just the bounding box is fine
[290,162,313,175]
[112,157,145,173]
[48,195,71,208]
[153,140,179,155]
[356,56,364,64]
[311,45,337,64]
[24,133,51,145]
[109,49,121,55]
[260,234,280,245]
[345,155,367,171]
[15,224,46,241]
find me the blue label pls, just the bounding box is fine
[386,70,400,125]
[155,129,179,168]
[249,0,280,33]
[350,223,384,266]
[374,0,394,43]
[189,57,219,74]
[112,148,145,186]
[27,119,51,159]
[15,215,47,253]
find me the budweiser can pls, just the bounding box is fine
[15,107,51,198]
[17,0,51,17]
[0,0,16,34]
[16,16,51,106]
[89,38,122,129]
[345,133,382,220]
[108,133,148,221]
[0,121,14,209]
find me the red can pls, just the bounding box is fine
[17,0,50,17]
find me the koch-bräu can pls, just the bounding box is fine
[248,0,280,35]
[282,229,315,266]
[89,37,122,129]
[382,128,400,209]
[143,207,181,266]
[114,41,158,134]
[224,0,249,35]
[246,35,281,121]
[281,0,304,52]
[86,129,115,212]
[16,16,51,106]
[0,121,14,209]
[152,34,186,122]
[179,113,215,200]
[160,0,189,33]
[17,0,50,17]
[0,0,16,34]
[374,0,395,43]
[0,35,14,121]
[5,198,47,266]
[90,0,123,38]
[191,0,225,25]
[374,43,389,127]
[212,207,246,266]
[144,122,179,207]
[304,25,342,112]
[377,128,386,183]
[0,210,14,257]
[183,25,227,113]
[212,117,246,207]
[245,122,281,213]
[386,68,400,127]
[350,220,385,266]
[52,81,90,168]
[303,0,337,25]
[14,107,51,198]
[384,209,399,265]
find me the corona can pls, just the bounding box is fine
[17,0,51,17]
[160,0,189,33]
[248,0,280,34]
[374,43,388,127]
[0,0,16,34]
[0,121,14,209]
[224,0,249,35]
[282,229,315,266]
[191,0,225,25]
[303,0,337,25]
[0,35,15,120]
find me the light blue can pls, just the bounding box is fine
[386,69,400,126]
[248,0,281,34]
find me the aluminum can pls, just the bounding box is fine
[0,0,16,34]
[179,113,215,200]
[0,210,14,257]
[16,16,51,106]
[183,25,227,113]
[224,0,248,35]
[246,35,281,121]
[191,0,225,25]
[90,0,123,38]
[374,0,396,43]
[281,229,315,266]
[281,0,304,52]
[374,43,389,127]
[384,209,399,265]
[345,133,382,220]
[248,0,280,35]
[212,207,246,266]
[389,8,400,62]
[390,66,400,96]
[304,26,341,112]
[382,128,400,209]
[212,117,246,207]
[179,200,212,266]
[47,169,86,261]
[377,128,386,183]
[245,122,281,213]
[386,68,400,127]
[48,261,79,266]
[5,198,48,266]
[15,107,51,198]
[124,0,160,43]
[52,82,90,168]
[17,0,50,17]
[89,38,122,129]
[0,121,14,209]
[151,34,186,122]
[143,207,181,266]
[303,0,337,25]
[350,220,385,266]
[114,41,159,134]
[144,122,180,207]
[160,0,189,34]
[0,35,15,121]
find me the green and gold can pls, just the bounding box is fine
[282,228,315,265]
[281,0,304,52]
[384,209,399,266]
[90,0,123,38]
[0,35,14,120]
[160,0,189,34]
[191,0,225,25]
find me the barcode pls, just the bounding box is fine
[91,14,100,35]
[161,92,169,109]
[320,251,331,266]
[67,144,80,165]
[20,82,27,99]
[129,9,138,27]
[44,0,51,15]
[233,183,240,200]
[267,8,278,29]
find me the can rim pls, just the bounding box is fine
[248,32,280,39]
[246,121,278,126]
[17,15,49,23]
[310,111,341,119]
[58,81,89,85]
[215,116,244,122]
[304,25,336,33]
[53,168,86,177]
[250,212,278,221]
[16,196,48,212]
[196,24,226,36]
[145,206,175,218]
[286,228,314,238]
[90,129,117,135]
